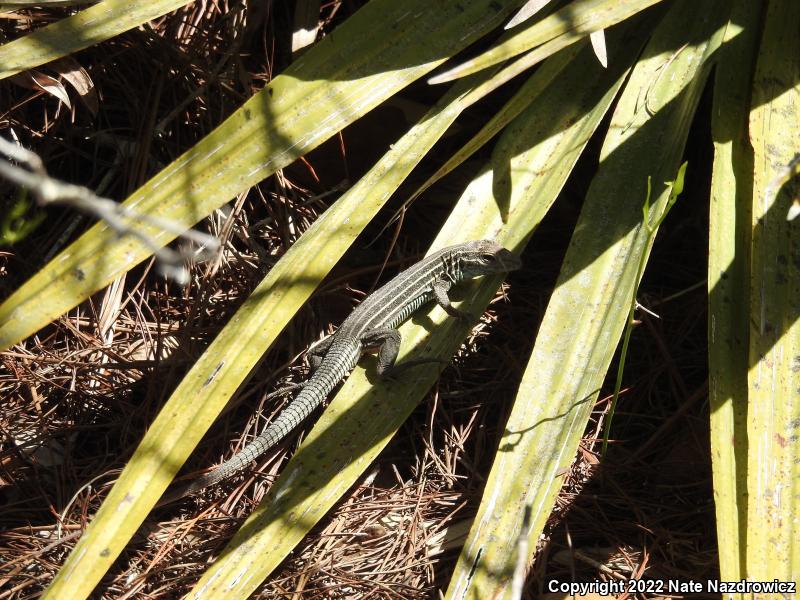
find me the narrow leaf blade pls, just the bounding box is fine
[429,0,664,84]
[708,0,759,586]
[745,0,800,582]
[446,2,729,597]
[186,22,650,599]
[42,71,494,600]
[0,0,517,351]
[0,0,193,79]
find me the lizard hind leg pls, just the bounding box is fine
[308,334,335,372]
[263,334,334,403]
[265,381,306,400]
[262,334,333,403]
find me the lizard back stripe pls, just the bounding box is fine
[340,247,463,338]
[161,241,515,503]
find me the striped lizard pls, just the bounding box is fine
[159,240,520,504]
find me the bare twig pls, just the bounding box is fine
[0,136,219,284]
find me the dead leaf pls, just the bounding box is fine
[52,56,98,115]
[8,69,71,108]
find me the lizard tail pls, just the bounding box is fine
[156,374,339,507]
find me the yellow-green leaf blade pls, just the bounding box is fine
[708,0,759,586]
[428,0,665,85]
[0,0,193,79]
[185,166,524,600]
[409,42,584,205]
[42,70,492,600]
[745,0,800,583]
[417,8,657,204]
[446,1,729,597]
[185,279,506,600]
[183,23,643,598]
[0,0,518,351]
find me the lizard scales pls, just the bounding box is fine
[162,240,520,503]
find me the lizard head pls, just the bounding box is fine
[458,240,521,277]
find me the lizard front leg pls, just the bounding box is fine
[432,278,471,321]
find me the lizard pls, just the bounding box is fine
[158,239,520,505]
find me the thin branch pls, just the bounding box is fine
[0,136,219,284]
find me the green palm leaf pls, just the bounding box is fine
[183,25,651,598]
[3,0,798,595]
[708,0,758,586]
[446,1,728,596]
[0,1,193,79]
[744,0,800,583]
[0,0,518,350]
